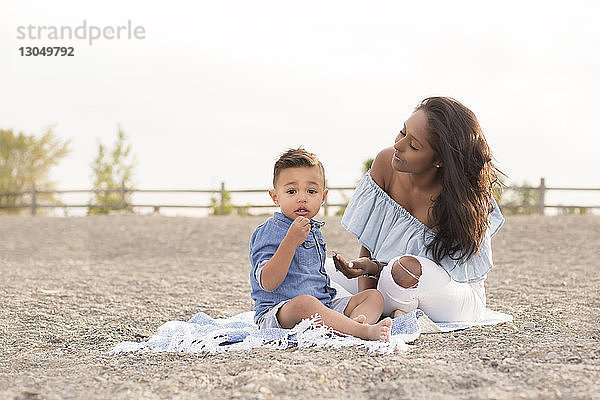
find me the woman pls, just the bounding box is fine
[329,97,504,323]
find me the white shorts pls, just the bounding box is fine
[325,256,486,323]
[256,295,352,330]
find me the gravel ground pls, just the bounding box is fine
[1,214,599,399]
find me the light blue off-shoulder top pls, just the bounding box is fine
[341,171,505,283]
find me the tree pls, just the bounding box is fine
[88,127,136,215]
[499,180,538,215]
[335,157,374,216]
[0,128,70,214]
[362,158,374,174]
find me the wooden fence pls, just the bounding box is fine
[1,178,599,216]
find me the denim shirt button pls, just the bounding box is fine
[302,240,315,248]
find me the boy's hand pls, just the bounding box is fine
[284,216,311,247]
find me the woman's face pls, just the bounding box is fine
[391,109,439,174]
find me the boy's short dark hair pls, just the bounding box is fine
[273,147,325,187]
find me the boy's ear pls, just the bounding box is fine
[321,189,329,204]
[268,189,279,206]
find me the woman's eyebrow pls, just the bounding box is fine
[404,123,423,146]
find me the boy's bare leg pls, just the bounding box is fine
[352,315,367,323]
[344,289,385,324]
[277,295,391,342]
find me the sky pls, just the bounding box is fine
[1,1,599,211]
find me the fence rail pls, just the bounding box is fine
[1,178,599,216]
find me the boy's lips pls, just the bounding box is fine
[295,207,309,215]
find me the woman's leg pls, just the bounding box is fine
[377,255,486,323]
[377,256,420,317]
[343,289,385,324]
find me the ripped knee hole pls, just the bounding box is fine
[391,256,422,289]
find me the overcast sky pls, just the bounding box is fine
[2,0,599,195]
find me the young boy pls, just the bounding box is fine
[249,148,392,342]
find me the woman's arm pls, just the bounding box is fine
[358,245,371,258]
[331,246,384,291]
[356,147,395,290]
[370,146,395,190]
[357,246,377,291]
[337,148,394,291]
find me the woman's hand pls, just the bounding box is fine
[332,251,381,279]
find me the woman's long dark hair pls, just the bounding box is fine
[417,97,501,264]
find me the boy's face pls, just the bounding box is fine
[269,166,328,221]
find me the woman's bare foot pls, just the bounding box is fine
[391,310,406,319]
[352,314,367,324]
[363,317,392,342]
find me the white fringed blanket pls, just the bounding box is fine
[109,308,512,356]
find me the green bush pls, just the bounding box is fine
[210,190,233,215]
[88,127,136,215]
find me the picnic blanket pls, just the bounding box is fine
[109,307,512,356]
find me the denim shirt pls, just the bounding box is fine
[341,171,505,283]
[249,212,337,323]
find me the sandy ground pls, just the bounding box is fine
[1,214,599,399]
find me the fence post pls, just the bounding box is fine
[323,180,329,217]
[120,180,126,209]
[220,182,225,215]
[31,183,37,216]
[538,177,546,215]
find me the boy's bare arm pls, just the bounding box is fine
[260,217,311,291]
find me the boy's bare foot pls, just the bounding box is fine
[352,314,367,324]
[391,310,406,319]
[364,317,392,342]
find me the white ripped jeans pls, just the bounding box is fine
[325,255,486,323]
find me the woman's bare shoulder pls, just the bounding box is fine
[370,147,395,189]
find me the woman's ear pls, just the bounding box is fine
[268,190,279,206]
